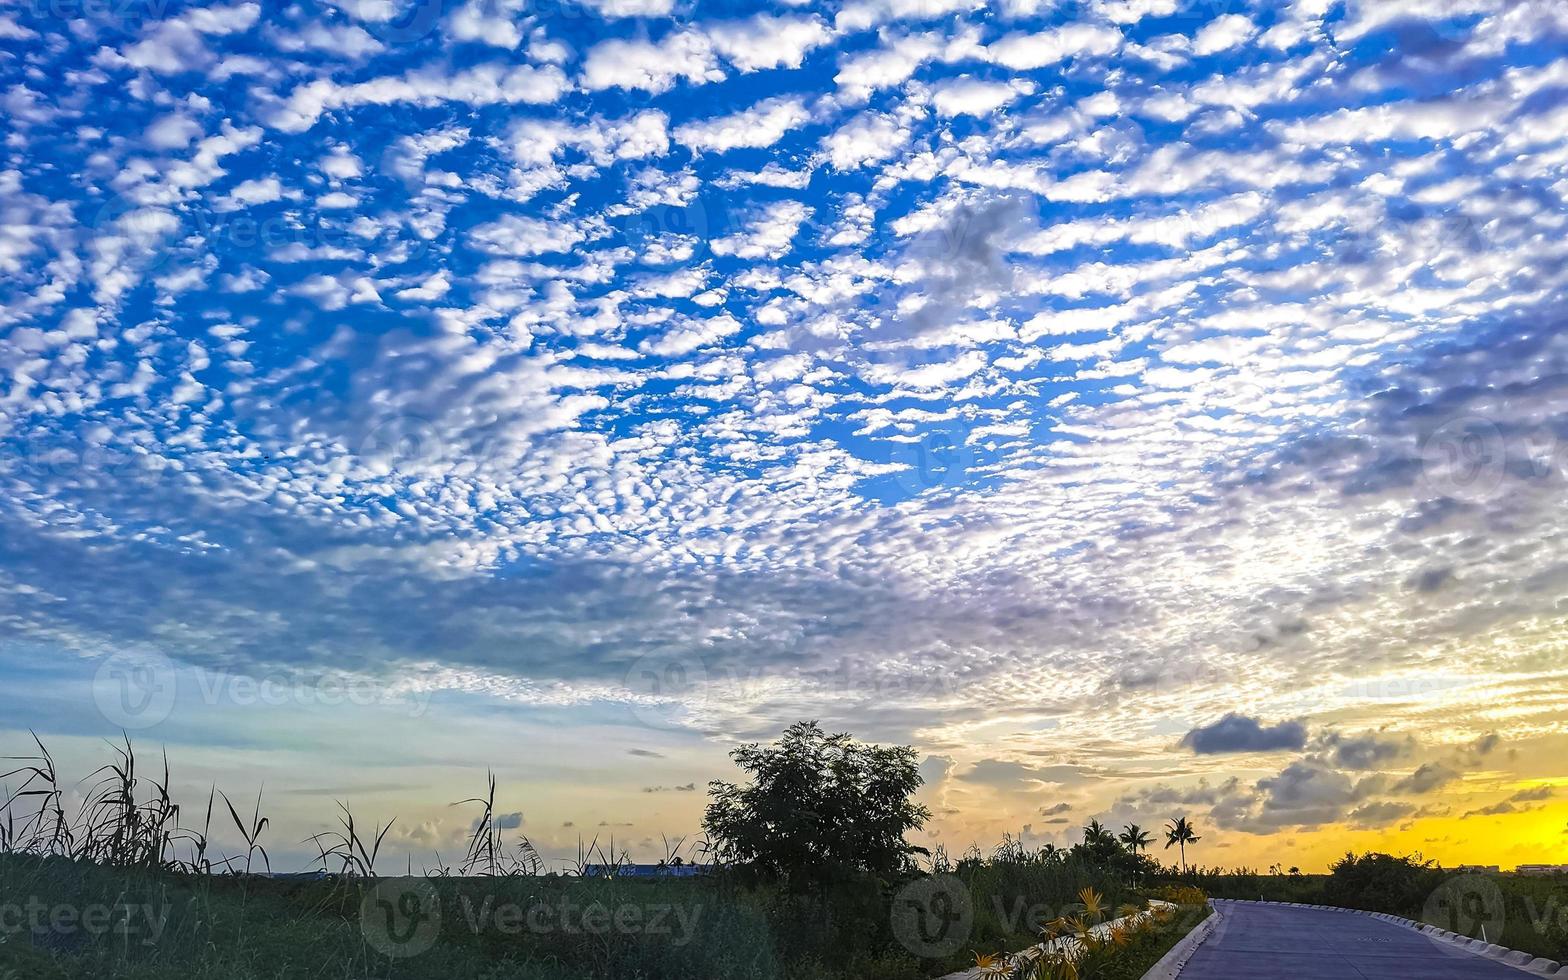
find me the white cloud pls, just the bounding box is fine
[273,63,568,132]
[577,0,674,16]
[930,77,1035,117]
[121,2,260,73]
[11,0,1568,873]
[862,349,987,388]
[213,176,287,211]
[834,29,984,100]
[712,201,814,260]
[641,313,744,357]
[1193,14,1258,55]
[396,273,451,301]
[1093,0,1177,25]
[144,113,202,149]
[822,112,910,170]
[272,21,385,57]
[444,0,527,48]
[319,149,363,179]
[511,112,670,166]
[1016,192,1267,254]
[986,23,1122,70]
[634,266,709,298]
[469,215,588,256]
[580,31,724,93]
[706,14,834,72]
[674,97,811,154]
[835,0,981,33]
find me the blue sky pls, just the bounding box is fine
[4,0,1568,870]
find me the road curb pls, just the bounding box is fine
[1141,901,1221,980]
[1207,899,1563,977]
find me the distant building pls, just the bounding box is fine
[582,863,709,878]
[1515,864,1568,876]
[1456,865,1501,873]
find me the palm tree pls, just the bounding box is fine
[1164,816,1201,873]
[1085,815,1122,852]
[1078,819,1121,867]
[1119,823,1154,885]
[1119,823,1152,854]
[1083,819,1115,849]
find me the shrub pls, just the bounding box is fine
[1324,852,1443,913]
[1153,884,1207,907]
[704,721,929,886]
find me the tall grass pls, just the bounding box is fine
[3,734,197,872]
[454,770,543,877]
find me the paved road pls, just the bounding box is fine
[1182,900,1531,979]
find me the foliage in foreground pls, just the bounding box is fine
[704,721,930,886]
[971,886,1211,980]
[15,730,1561,977]
[0,851,930,980]
[0,729,1197,980]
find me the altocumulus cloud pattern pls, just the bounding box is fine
[3,0,1568,776]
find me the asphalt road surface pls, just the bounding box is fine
[1182,900,1532,979]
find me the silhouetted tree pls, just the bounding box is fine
[1119,823,1152,854]
[704,721,929,886]
[1164,816,1201,872]
[1075,818,1124,867]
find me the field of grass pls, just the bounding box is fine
[0,735,1212,980]
[0,852,1222,980]
[0,852,922,980]
[7,729,1561,976]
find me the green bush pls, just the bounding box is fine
[1324,852,1443,914]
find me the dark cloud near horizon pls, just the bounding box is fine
[959,759,1091,790]
[1313,730,1413,770]
[1181,714,1308,755]
[1393,763,1460,795]
[471,810,524,832]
